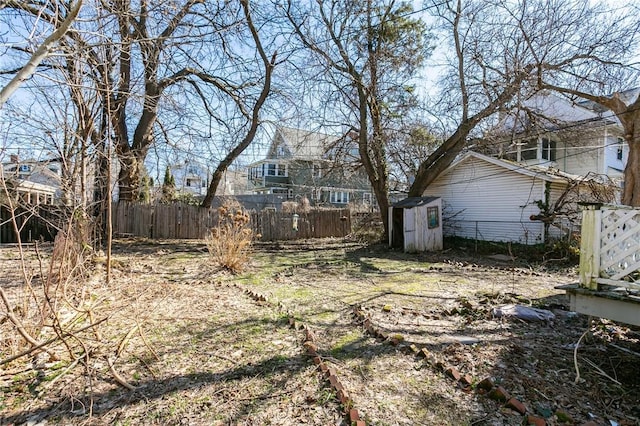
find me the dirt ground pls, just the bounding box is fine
[1,238,639,425]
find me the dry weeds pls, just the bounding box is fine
[1,238,639,425]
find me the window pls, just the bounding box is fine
[363,192,372,205]
[186,178,192,187]
[266,163,286,176]
[427,206,439,229]
[520,139,538,161]
[330,191,350,204]
[541,138,556,161]
[617,137,624,161]
[313,164,322,178]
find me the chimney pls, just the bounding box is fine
[10,154,19,163]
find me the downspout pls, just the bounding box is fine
[603,121,608,175]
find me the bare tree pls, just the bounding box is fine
[408,0,540,196]
[0,0,82,108]
[285,0,429,238]
[408,0,640,202]
[200,0,278,208]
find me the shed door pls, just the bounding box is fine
[391,207,404,248]
[404,208,416,251]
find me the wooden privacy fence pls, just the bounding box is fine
[112,202,352,241]
[0,205,58,243]
[580,204,640,291]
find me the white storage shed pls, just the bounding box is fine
[389,196,443,252]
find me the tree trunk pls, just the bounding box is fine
[117,151,144,202]
[407,122,472,197]
[622,118,640,206]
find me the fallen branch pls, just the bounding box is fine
[106,356,136,391]
[0,316,108,366]
[610,343,640,358]
[583,358,622,385]
[574,328,590,384]
[210,352,240,365]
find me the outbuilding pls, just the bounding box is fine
[389,196,443,252]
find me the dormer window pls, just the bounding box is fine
[507,137,557,163]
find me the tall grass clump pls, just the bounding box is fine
[206,200,256,273]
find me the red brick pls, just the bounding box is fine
[337,389,350,405]
[460,374,473,386]
[505,397,527,414]
[319,363,329,373]
[488,386,511,402]
[355,421,366,426]
[329,374,339,387]
[303,341,318,356]
[349,408,360,422]
[445,366,461,381]
[325,367,337,378]
[312,356,322,365]
[476,377,494,391]
[526,415,546,426]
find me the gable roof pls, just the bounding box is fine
[497,92,619,134]
[273,126,339,160]
[441,151,595,184]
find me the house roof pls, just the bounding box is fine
[392,196,440,208]
[275,126,339,160]
[11,178,58,194]
[496,92,619,134]
[443,151,599,184]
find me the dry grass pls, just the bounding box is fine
[1,238,639,425]
[205,200,256,273]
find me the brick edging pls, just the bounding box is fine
[237,285,367,426]
[351,305,551,426]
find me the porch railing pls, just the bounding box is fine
[580,204,640,291]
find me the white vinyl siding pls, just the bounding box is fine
[562,135,602,176]
[425,156,547,244]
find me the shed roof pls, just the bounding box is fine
[392,196,440,209]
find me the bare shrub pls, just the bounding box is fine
[282,197,311,214]
[281,201,297,213]
[206,200,256,273]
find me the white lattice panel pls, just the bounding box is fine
[599,207,640,289]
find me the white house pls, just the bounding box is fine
[170,161,208,197]
[423,151,613,244]
[1,156,62,205]
[489,92,628,181]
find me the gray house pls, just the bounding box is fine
[247,126,373,208]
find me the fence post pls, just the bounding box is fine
[579,204,601,290]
